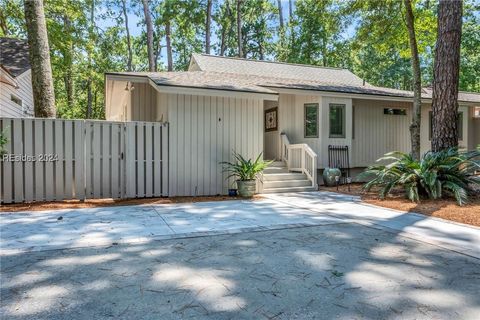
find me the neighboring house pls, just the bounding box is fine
[0,38,34,118]
[105,53,480,196]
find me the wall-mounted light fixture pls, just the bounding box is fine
[124,82,135,91]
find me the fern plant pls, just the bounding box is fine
[221,152,272,181]
[362,148,480,206]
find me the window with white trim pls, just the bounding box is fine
[11,95,22,107]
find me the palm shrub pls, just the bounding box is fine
[221,152,272,181]
[362,148,480,205]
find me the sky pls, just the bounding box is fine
[96,0,358,66]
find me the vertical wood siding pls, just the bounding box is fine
[420,104,470,152]
[1,118,168,204]
[277,93,352,168]
[472,118,480,149]
[130,83,157,121]
[166,93,263,196]
[352,99,411,167]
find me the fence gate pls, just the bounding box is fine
[0,118,168,204]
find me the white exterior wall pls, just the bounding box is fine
[0,70,34,118]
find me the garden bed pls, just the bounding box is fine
[319,183,480,227]
[0,195,263,213]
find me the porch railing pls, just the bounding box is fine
[280,133,317,187]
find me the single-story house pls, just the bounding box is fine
[0,37,34,118]
[105,53,480,196]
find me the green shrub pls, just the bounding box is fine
[0,130,8,156]
[361,148,480,206]
[221,152,272,181]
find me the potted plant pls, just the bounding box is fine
[221,152,272,197]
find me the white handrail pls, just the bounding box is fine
[280,133,317,188]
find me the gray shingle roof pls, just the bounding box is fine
[0,38,30,77]
[106,71,278,95]
[191,53,366,87]
[421,87,480,104]
[191,54,480,103]
[108,54,480,103]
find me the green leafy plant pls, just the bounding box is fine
[221,152,272,181]
[0,130,8,156]
[361,148,480,206]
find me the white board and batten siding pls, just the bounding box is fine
[0,118,168,204]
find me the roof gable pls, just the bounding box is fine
[190,53,367,87]
[0,37,31,78]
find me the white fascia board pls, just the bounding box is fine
[148,78,278,101]
[105,73,150,83]
[263,86,479,105]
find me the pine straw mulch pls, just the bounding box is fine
[0,195,263,213]
[319,183,480,227]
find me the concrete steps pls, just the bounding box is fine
[262,161,317,194]
[262,186,317,194]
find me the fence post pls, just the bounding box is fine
[161,122,169,196]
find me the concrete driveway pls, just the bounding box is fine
[1,192,480,319]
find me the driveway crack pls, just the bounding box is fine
[149,205,176,234]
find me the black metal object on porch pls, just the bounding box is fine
[328,145,350,185]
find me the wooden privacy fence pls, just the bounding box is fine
[0,118,168,204]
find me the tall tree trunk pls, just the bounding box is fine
[288,0,295,44]
[277,0,284,30]
[220,25,227,56]
[165,20,173,71]
[205,0,212,54]
[120,0,132,71]
[404,0,422,160]
[63,15,74,110]
[87,81,93,119]
[259,41,264,60]
[431,0,463,152]
[236,0,243,57]
[86,0,95,119]
[220,1,232,56]
[142,0,155,71]
[24,0,55,118]
[154,40,161,71]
